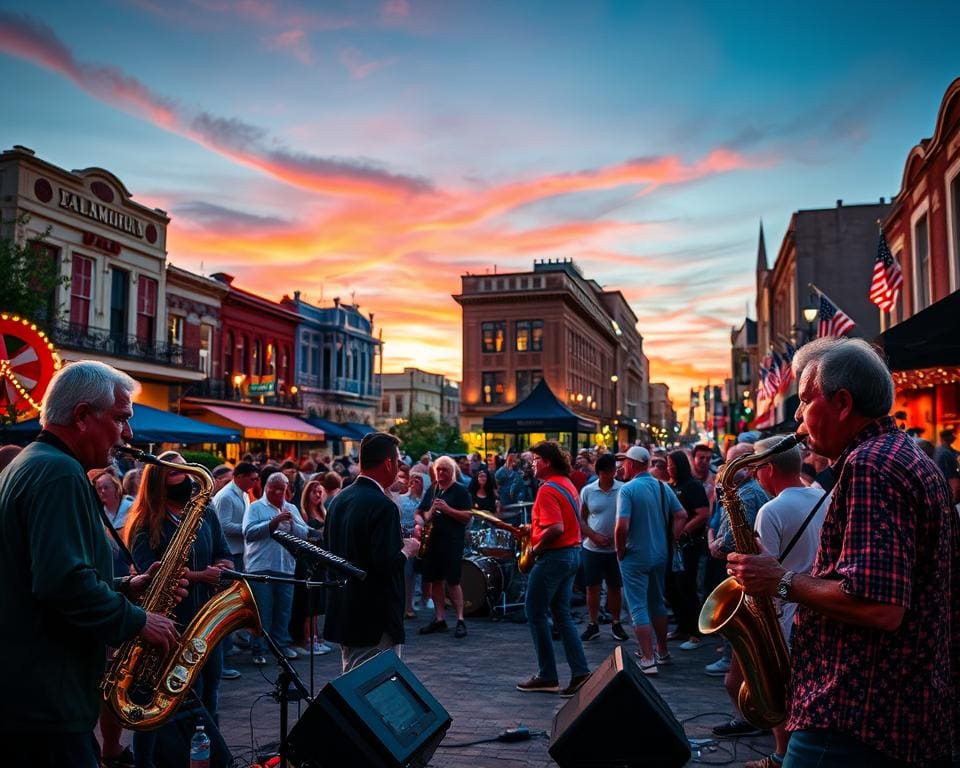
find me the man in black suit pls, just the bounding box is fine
[323,432,420,672]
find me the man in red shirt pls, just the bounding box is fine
[516,441,591,697]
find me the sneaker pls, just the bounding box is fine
[418,619,449,635]
[580,623,600,641]
[559,673,591,698]
[282,647,299,660]
[516,675,560,693]
[745,754,784,768]
[101,746,135,768]
[655,652,673,666]
[704,658,731,677]
[454,620,467,639]
[679,637,703,651]
[633,652,657,675]
[610,622,629,641]
[666,629,682,641]
[298,641,332,656]
[221,668,242,680]
[711,718,763,738]
[252,655,267,666]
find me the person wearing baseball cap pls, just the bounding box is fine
[614,443,686,675]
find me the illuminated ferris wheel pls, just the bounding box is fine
[0,314,62,422]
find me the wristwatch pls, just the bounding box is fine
[776,570,795,600]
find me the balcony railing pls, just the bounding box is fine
[49,320,202,372]
[182,377,303,410]
[297,374,382,399]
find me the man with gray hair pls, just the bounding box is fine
[242,471,310,665]
[0,360,183,768]
[728,337,959,767]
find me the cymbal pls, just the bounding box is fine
[502,502,534,509]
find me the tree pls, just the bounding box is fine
[0,214,68,325]
[391,411,466,460]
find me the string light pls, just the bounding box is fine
[892,366,960,390]
[0,314,63,416]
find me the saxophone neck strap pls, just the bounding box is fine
[96,503,141,575]
[777,490,830,564]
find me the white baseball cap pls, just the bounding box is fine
[615,446,650,463]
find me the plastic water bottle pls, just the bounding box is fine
[189,724,210,768]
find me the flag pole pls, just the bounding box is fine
[808,282,848,311]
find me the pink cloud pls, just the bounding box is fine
[262,28,312,64]
[339,46,396,80]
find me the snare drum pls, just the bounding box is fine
[460,555,504,615]
[476,528,516,559]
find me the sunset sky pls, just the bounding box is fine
[1,1,957,416]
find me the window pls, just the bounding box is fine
[224,331,234,375]
[515,320,541,352]
[110,268,129,340]
[914,213,930,311]
[516,369,543,400]
[70,254,94,330]
[481,321,505,353]
[199,324,212,376]
[168,315,184,346]
[30,241,60,323]
[252,339,263,376]
[136,276,157,343]
[395,394,404,414]
[482,371,505,404]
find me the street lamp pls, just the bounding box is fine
[802,302,819,341]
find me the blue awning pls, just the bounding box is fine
[303,416,359,441]
[341,421,376,439]
[0,403,241,444]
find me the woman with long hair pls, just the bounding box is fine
[123,451,234,767]
[468,468,498,515]
[288,480,331,656]
[665,449,710,650]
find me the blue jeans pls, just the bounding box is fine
[249,573,294,654]
[524,547,589,682]
[783,729,944,768]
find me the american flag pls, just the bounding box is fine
[776,348,794,392]
[766,351,782,396]
[818,294,856,337]
[869,232,903,312]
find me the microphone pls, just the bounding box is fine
[271,530,367,581]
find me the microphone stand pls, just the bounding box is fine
[227,571,345,768]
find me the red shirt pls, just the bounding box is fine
[531,474,581,550]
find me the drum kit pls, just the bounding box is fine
[461,502,533,617]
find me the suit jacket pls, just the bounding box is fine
[322,475,406,646]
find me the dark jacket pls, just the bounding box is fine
[0,438,146,733]
[323,476,406,646]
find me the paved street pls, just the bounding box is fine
[214,611,776,767]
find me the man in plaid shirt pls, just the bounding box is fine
[728,337,958,767]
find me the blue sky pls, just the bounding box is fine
[1,0,957,411]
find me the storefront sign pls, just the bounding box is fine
[247,375,276,395]
[82,231,122,254]
[58,188,146,239]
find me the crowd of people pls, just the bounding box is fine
[1,335,959,768]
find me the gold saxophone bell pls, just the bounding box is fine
[101,447,263,730]
[697,433,805,730]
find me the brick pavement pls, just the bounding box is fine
[212,612,776,767]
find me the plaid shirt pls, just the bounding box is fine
[787,416,960,763]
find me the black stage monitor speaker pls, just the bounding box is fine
[549,645,691,768]
[287,650,451,768]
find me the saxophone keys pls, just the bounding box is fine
[166,665,189,692]
[182,638,208,664]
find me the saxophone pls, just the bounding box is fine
[102,448,263,730]
[417,495,437,558]
[698,433,804,730]
[468,509,535,573]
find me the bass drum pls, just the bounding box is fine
[460,555,504,616]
